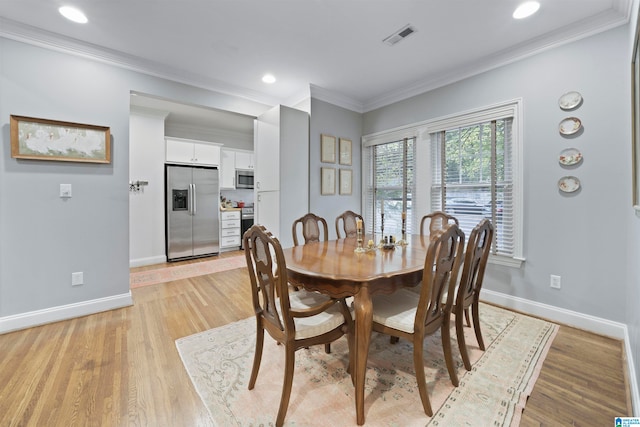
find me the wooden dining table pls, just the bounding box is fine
[281,234,431,425]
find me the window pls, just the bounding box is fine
[362,137,416,239]
[429,99,523,266]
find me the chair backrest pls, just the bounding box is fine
[415,223,465,334]
[420,211,459,236]
[335,210,364,238]
[292,213,329,246]
[244,224,294,335]
[456,219,494,310]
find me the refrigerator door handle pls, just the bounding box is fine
[188,183,193,215]
[192,183,197,215]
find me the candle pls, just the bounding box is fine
[356,219,363,230]
[402,211,406,220]
[380,199,384,215]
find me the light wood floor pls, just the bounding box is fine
[0,253,631,426]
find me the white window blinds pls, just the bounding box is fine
[363,138,416,238]
[430,118,514,256]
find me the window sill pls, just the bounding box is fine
[488,254,524,268]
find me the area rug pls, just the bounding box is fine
[176,303,558,426]
[130,255,246,288]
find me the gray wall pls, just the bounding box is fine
[309,98,363,239]
[0,37,270,322]
[364,26,630,323]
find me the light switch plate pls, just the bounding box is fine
[60,184,72,198]
[72,272,83,286]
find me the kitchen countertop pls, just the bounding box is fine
[220,207,242,211]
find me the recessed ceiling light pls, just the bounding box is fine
[513,1,540,19]
[262,74,276,84]
[59,6,88,24]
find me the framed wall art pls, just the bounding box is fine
[339,138,352,165]
[321,134,336,163]
[321,167,336,195]
[339,169,352,195]
[10,115,111,163]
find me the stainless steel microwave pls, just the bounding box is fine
[236,169,254,189]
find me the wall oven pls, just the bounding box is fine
[236,169,254,189]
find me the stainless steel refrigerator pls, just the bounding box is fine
[166,164,219,261]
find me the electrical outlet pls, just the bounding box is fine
[72,272,83,286]
[550,274,561,289]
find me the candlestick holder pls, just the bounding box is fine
[354,228,365,253]
[379,213,385,245]
[396,218,408,246]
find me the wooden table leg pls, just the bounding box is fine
[353,286,372,425]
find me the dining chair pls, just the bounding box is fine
[292,212,342,353]
[453,218,494,370]
[244,224,353,427]
[335,210,364,238]
[419,211,459,236]
[292,213,329,246]
[371,224,465,417]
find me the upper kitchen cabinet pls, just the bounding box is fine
[220,149,236,189]
[235,151,254,170]
[220,148,255,189]
[166,137,221,166]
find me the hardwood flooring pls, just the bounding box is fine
[0,253,632,426]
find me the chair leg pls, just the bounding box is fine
[276,346,296,427]
[249,326,265,390]
[412,337,433,416]
[472,301,485,351]
[390,336,399,344]
[441,316,459,387]
[325,343,331,353]
[464,307,472,327]
[456,308,472,371]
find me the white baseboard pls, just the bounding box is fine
[482,288,638,415]
[624,329,640,416]
[0,292,133,335]
[130,255,166,268]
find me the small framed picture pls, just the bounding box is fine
[339,169,352,195]
[339,138,352,165]
[321,134,336,163]
[321,167,336,195]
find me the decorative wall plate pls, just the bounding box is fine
[559,117,582,135]
[558,176,580,193]
[559,148,583,166]
[559,91,583,110]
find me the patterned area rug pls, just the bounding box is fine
[176,303,558,426]
[130,255,246,288]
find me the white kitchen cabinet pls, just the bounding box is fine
[220,149,236,189]
[254,105,309,248]
[235,151,254,170]
[219,210,241,250]
[256,190,280,238]
[166,137,221,166]
[255,112,280,192]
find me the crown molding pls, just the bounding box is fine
[0,1,631,116]
[309,84,364,113]
[363,4,631,112]
[0,17,283,108]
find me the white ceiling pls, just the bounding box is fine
[0,0,631,129]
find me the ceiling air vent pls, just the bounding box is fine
[383,24,417,46]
